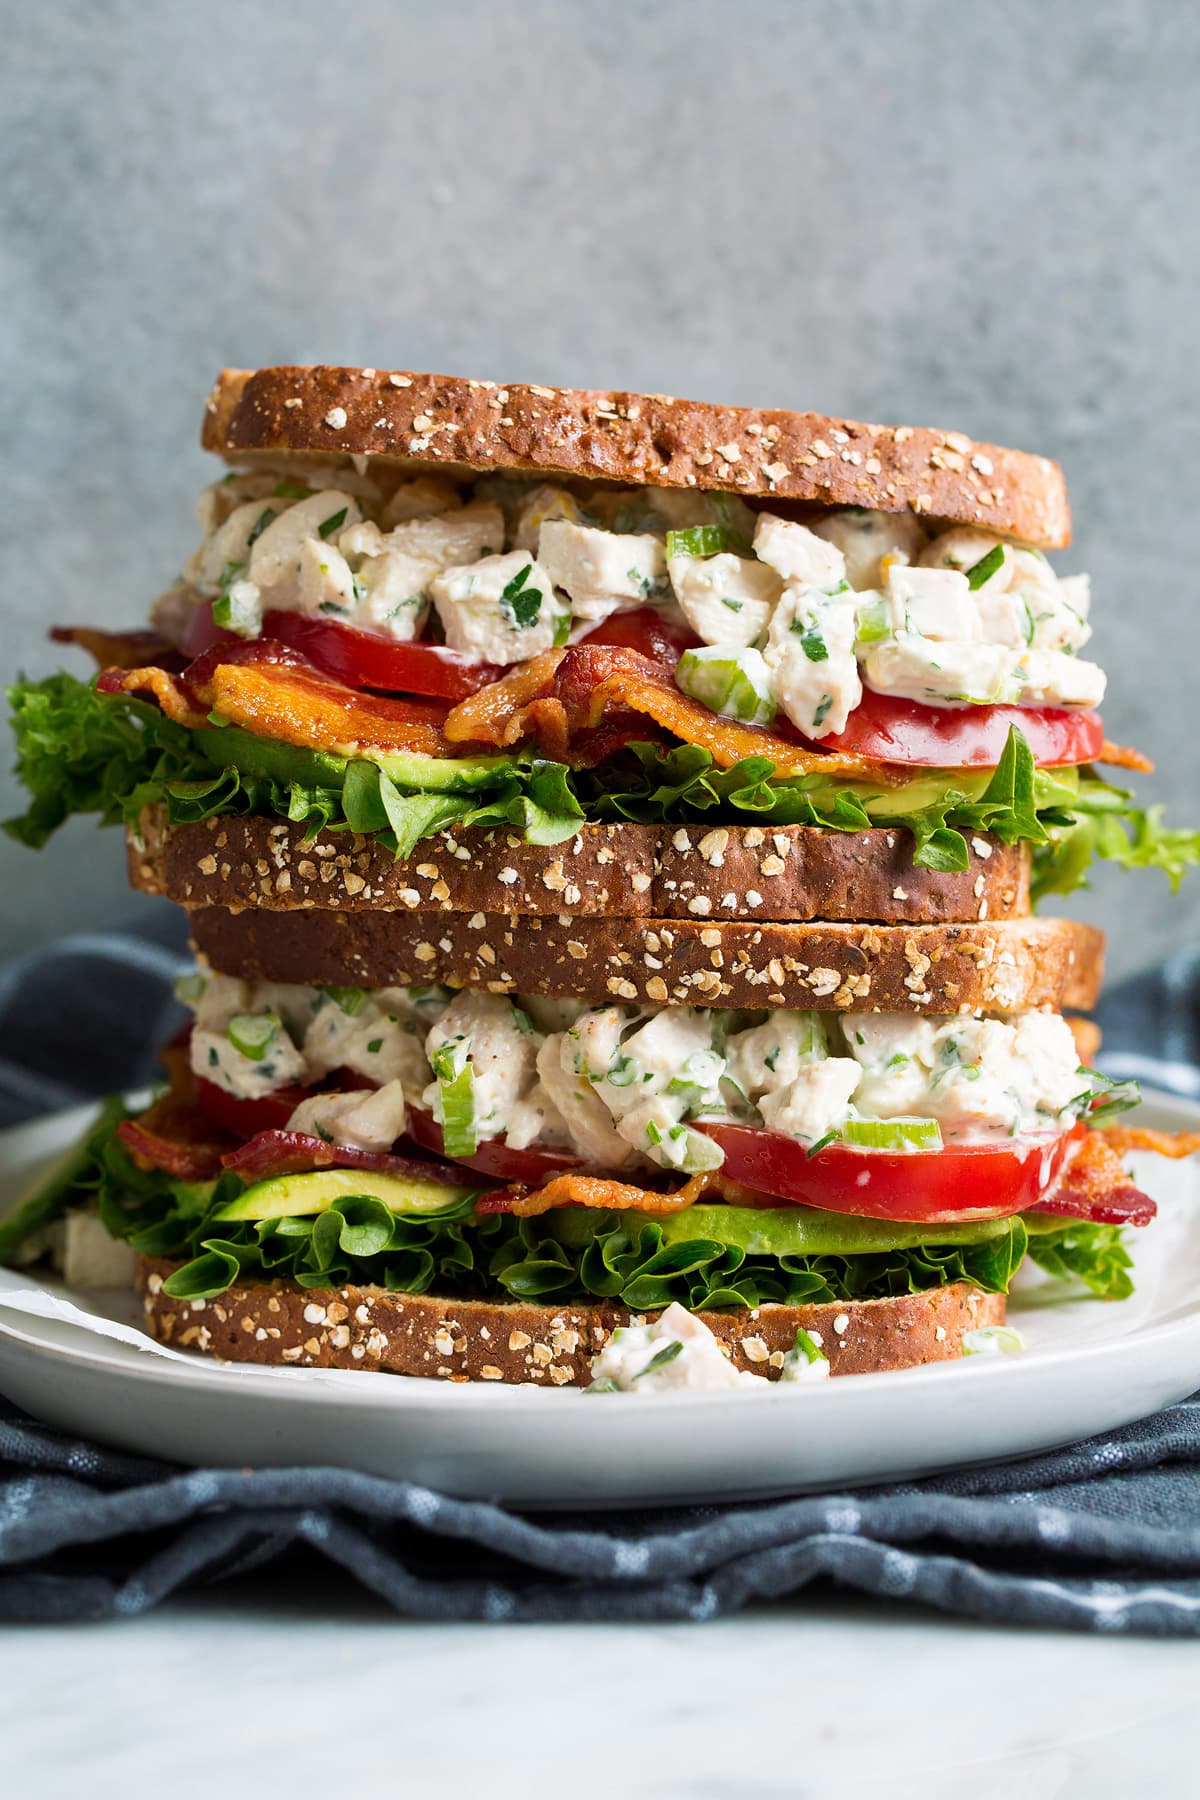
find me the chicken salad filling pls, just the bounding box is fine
[182,967,1103,1172]
[158,464,1104,734]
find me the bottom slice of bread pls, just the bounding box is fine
[138,1258,1005,1385]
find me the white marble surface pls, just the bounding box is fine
[3,1583,1194,1799]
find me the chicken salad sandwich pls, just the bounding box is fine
[3,365,1198,1390]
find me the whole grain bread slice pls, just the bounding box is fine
[129,807,1030,925]
[189,906,1103,1014]
[137,1257,1005,1385]
[202,366,1072,549]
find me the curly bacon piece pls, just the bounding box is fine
[443,651,567,750]
[117,1094,234,1181]
[101,643,458,758]
[1097,1125,1200,1160]
[52,625,178,670]
[98,663,210,728]
[447,644,890,780]
[500,1173,696,1218]
[1098,740,1154,774]
[207,659,454,759]
[1036,1128,1156,1226]
[492,1168,767,1217]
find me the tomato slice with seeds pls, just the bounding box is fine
[819,688,1104,768]
[696,1122,1081,1224]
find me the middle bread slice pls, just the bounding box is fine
[129,810,1030,925]
[186,907,1101,1015]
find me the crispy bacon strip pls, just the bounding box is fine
[1098,740,1154,774]
[117,1095,234,1181]
[101,642,458,758]
[52,625,179,670]
[98,663,211,727]
[485,1173,697,1218]
[221,1129,475,1185]
[1035,1129,1156,1226]
[443,651,566,750]
[1096,1125,1200,1160]
[478,1169,768,1217]
[208,659,454,758]
[447,644,892,781]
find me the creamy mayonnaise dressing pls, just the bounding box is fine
[588,1303,755,1392]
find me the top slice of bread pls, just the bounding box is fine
[202,367,1072,550]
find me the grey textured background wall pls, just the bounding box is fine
[2,0,1197,977]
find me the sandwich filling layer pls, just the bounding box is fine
[9,464,1197,899]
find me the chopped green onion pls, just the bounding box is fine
[174,972,206,1006]
[318,507,348,540]
[795,1014,829,1060]
[273,479,312,499]
[246,506,277,549]
[227,1012,282,1061]
[966,544,1006,590]
[665,525,729,559]
[677,646,776,727]
[321,985,368,1015]
[607,1052,639,1087]
[855,595,891,645]
[212,586,262,638]
[784,1327,829,1374]
[634,1339,684,1382]
[431,1040,477,1157]
[839,1118,943,1151]
[813,695,833,728]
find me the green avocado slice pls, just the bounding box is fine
[546,1202,1030,1258]
[214,1168,479,1223]
[197,723,521,795]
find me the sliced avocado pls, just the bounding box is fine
[196,724,349,791]
[196,724,520,797]
[214,1167,478,1223]
[364,749,521,792]
[547,1202,1018,1259]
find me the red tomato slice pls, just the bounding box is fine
[193,1077,314,1139]
[820,688,1104,768]
[182,602,503,700]
[406,1105,581,1184]
[580,606,701,666]
[697,1122,1079,1223]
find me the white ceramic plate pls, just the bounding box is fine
[0,1094,1198,1507]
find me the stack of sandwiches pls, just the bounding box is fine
[4,365,1197,1391]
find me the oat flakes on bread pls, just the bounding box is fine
[129,808,1031,925]
[188,906,1104,1014]
[137,1257,1005,1385]
[203,365,1071,549]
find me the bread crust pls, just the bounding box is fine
[202,366,1072,550]
[188,906,1103,1014]
[129,809,1030,925]
[137,1257,1005,1384]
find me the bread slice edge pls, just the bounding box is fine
[202,365,1072,549]
[138,1257,1006,1384]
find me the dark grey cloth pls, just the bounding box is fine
[1,911,1198,1632]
